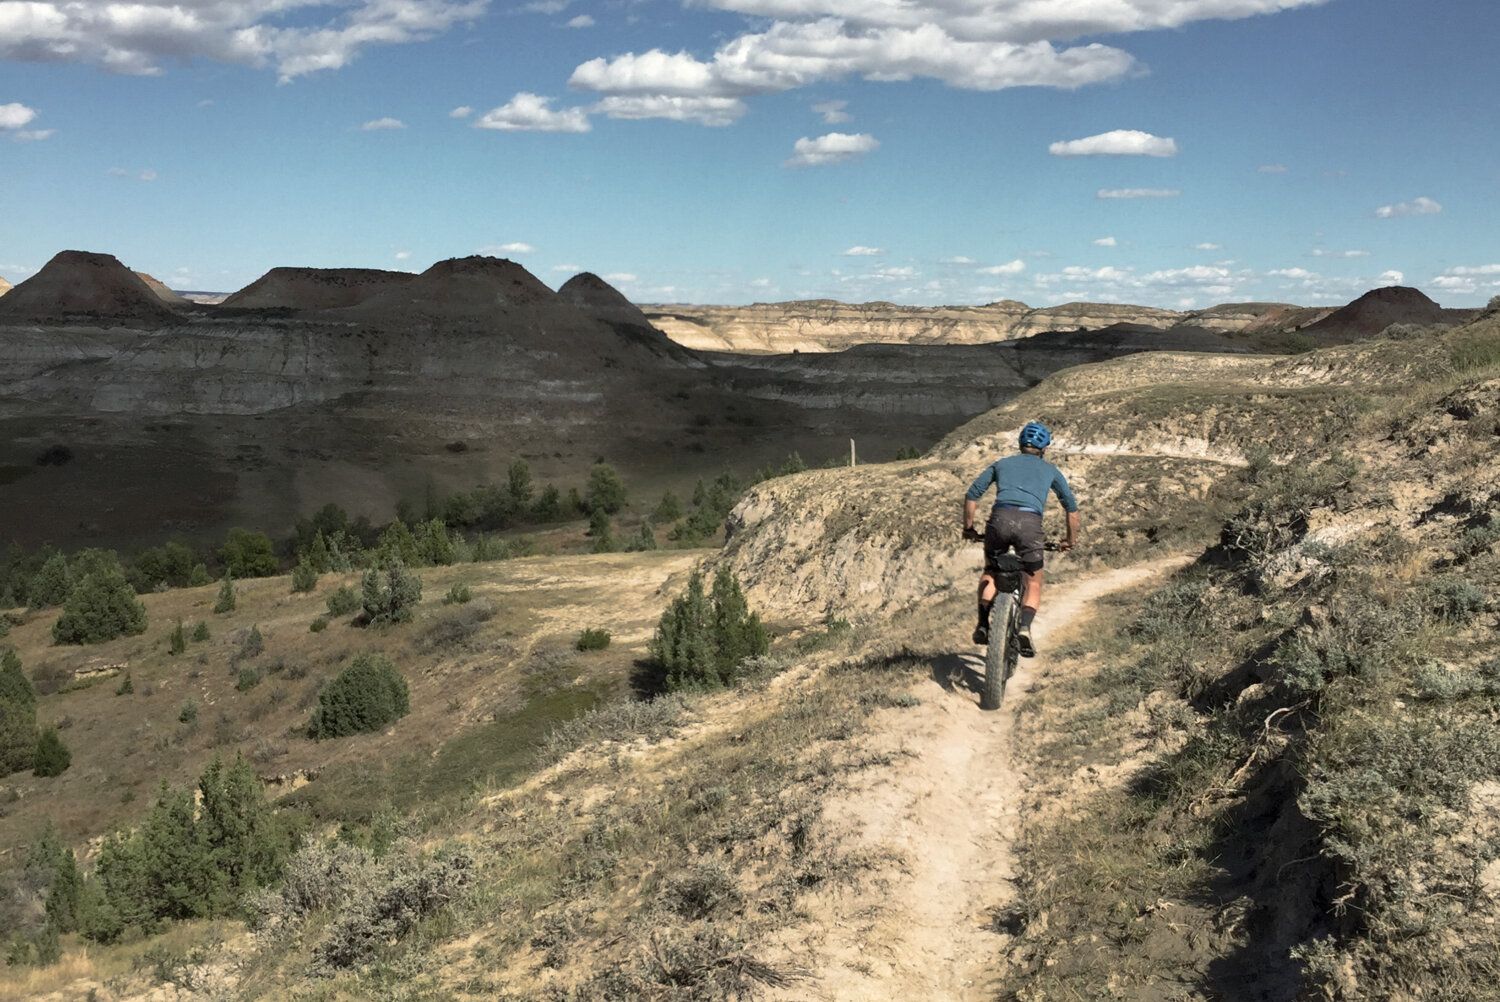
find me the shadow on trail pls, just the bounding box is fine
[930,652,986,698]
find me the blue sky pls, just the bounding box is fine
[1,0,1497,308]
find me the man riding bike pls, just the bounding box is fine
[962,421,1080,657]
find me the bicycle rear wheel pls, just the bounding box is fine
[982,594,1017,711]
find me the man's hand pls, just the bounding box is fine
[963,525,982,542]
[1057,538,1074,552]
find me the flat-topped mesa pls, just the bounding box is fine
[223,267,415,310]
[1304,285,1470,342]
[0,250,180,325]
[641,298,1189,353]
[557,272,660,332]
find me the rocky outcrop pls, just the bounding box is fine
[0,276,11,298]
[0,250,181,325]
[643,299,1189,353]
[222,266,415,310]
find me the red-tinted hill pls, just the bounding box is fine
[1304,286,1462,342]
[0,251,179,325]
[222,267,415,310]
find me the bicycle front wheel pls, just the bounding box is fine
[982,594,1017,711]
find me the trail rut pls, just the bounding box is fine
[765,556,1187,1001]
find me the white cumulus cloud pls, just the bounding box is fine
[361,117,405,130]
[1098,188,1180,199]
[1429,264,1500,295]
[566,14,594,27]
[1049,130,1176,157]
[593,94,745,126]
[1193,242,1221,251]
[1269,267,1317,280]
[1311,249,1370,258]
[812,99,850,123]
[1093,236,1117,247]
[0,102,37,128]
[1376,196,1442,219]
[0,0,487,81]
[842,246,883,256]
[979,259,1026,275]
[604,272,638,283]
[1257,163,1288,174]
[394,251,412,261]
[449,106,473,118]
[784,131,878,167]
[475,93,591,132]
[479,242,535,255]
[1377,270,1404,286]
[558,0,1323,129]
[941,256,976,265]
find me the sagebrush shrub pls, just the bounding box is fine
[291,560,318,594]
[360,560,422,626]
[575,628,611,651]
[213,575,236,614]
[312,846,474,971]
[325,585,360,617]
[443,582,472,605]
[308,654,410,739]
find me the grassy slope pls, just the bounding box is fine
[1000,320,1500,1000]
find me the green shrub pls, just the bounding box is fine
[375,520,422,567]
[576,628,611,651]
[585,462,628,514]
[628,523,658,552]
[326,585,361,617]
[308,654,410,739]
[309,616,328,633]
[0,649,38,775]
[418,519,457,566]
[33,728,71,777]
[27,554,71,609]
[236,667,262,692]
[360,560,422,626]
[51,567,147,645]
[87,756,291,940]
[291,559,319,594]
[191,621,210,642]
[168,620,186,656]
[653,492,684,523]
[443,582,472,605]
[115,673,134,696]
[240,624,264,659]
[651,567,769,691]
[188,563,211,587]
[213,574,236,614]
[219,528,278,578]
[179,700,198,724]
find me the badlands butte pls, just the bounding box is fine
[0,249,1474,549]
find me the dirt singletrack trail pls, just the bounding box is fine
[764,556,1188,1001]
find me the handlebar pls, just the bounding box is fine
[963,527,1068,552]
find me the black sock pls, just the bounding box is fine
[1020,606,1037,629]
[977,601,993,625]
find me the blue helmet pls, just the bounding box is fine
[1019,421,1052,451]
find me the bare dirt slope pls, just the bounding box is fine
[220,266,415,310]
[0,251,180,325]
[763,557,1186,1001]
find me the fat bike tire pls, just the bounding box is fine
[982,594,1018,711]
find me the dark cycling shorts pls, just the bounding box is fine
[984,507,1045,575]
